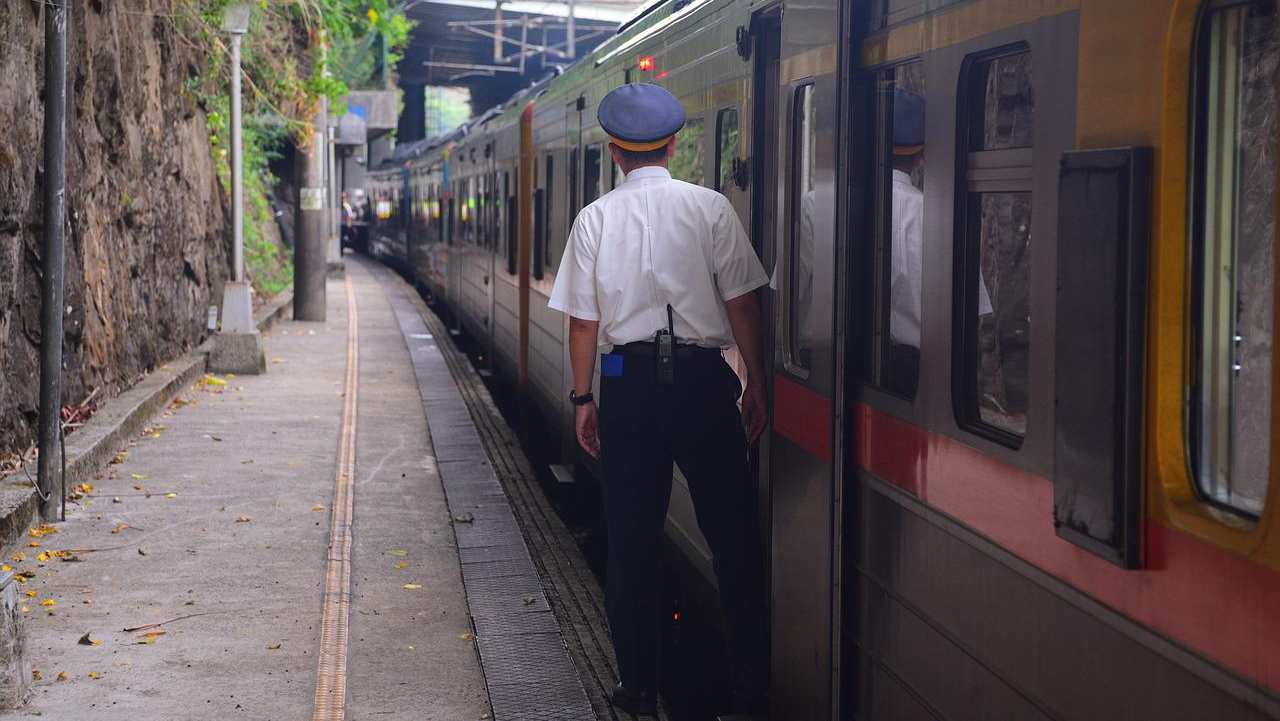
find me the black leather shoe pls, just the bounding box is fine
[609,683,657,715]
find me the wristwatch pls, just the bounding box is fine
[569,390,594,406]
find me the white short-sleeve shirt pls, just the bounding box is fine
[548,166,768,349]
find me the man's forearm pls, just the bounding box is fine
[568,316,600,396]
[725,292,765,386]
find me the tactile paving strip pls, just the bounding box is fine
[382,268,596,721]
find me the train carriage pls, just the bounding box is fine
[367,0,1280,718]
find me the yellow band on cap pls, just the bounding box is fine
[609,135,673,152]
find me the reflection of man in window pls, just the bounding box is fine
[887,88,926,397]
[888,89,990,398]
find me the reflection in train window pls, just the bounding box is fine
[671,116,705,185]
[956,46,1033,445]
[873,62,925,400]
[1190,0,1277,516]
[968,51,1035,151]
[789,83,817,373]
[569,147,580,222]
[584,144,603,206]
[506,173,517,275]
[715,108,739,192]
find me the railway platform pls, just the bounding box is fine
[1,256,655,721]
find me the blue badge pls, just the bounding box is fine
[600,353,624,377]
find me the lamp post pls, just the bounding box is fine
[210,2,267,374]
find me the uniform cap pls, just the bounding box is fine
[893,88,925,154]
[598,83,686,152]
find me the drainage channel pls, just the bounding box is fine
[312,274,360,720]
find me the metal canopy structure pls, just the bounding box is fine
[396,0,644,113]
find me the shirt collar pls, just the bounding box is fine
[623,166,671,183]
[892,169,913,184]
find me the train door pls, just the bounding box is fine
[484,152,498,371]
[766,0,841,714]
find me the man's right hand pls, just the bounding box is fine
[741,382,766,445]
[576,402,601,459]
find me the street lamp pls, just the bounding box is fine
[210,1,266,374]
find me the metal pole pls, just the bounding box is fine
[328,124,340,266]
[520,14,528,74]
[37,0,68,521]
[230,34,245,282]
[294,99,328,321]
[494,1,504,63]
[567,0,576,59]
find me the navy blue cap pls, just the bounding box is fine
[597,83,686,151]
[893,88,925,151]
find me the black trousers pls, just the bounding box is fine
[598,347,768,707]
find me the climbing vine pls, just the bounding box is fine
[175,0,413,294]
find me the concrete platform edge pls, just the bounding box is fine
[0,288,295,553]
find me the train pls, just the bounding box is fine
[365,0,1280,718]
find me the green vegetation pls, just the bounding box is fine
[179,1,414,295]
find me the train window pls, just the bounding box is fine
[968,51,1035,151]
[671,116,706,185]
[788,83,817,375]
[543,154,555,270]
[871,62,925,400]
[569,147,580,222]
[1190,0,1278,516]
[507,173,517,276]
[955,45,1034,446]
[715,108,739,193]
[534,188,546,281]
[584,144,603,206]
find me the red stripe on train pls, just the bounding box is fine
[772,374,832,462]
[852,402,1280,694]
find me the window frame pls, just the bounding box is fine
[714,106,741,193]
[1186,0,1277,520]
[783,80,817,380]
[951,42,1035,450]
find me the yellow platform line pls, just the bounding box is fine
[313,275,359,720]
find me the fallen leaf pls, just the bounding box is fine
[28,541,40,549]
[19,606,28,614]
[165,493,177,499]
[202,374,228,387]
[210,436,222,443]
[138,631,165,645]
[56,672,67,682]
[110,523,129,534]
[10,553,24,563]
[112,497,122,504]
[31,670,40,681]
[458,632,474,641]
[131,473,147,481]
[235,516,252,523]
[402,584,422,590]
[133,484,143,491]
[452,513,475,524]
[24,591,35,599]
[29,524,58,538]
[36,552,48,562]
[311,504,325,512]
[77,632,101,647]
[88,671,101,680]
[267,643,281,650]
[137,548,148,556]
[1,565,10,572]
[40,599,55,607]
[394,561,408,570]
[271,358,285,364]
[386,549,408,558]
[521,594,537,606]
[110,451,128,464]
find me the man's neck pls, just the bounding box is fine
[620,161,669,176]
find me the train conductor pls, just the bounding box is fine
[549,83,771,718]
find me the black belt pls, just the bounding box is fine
[612,341,721,359]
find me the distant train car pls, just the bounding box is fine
[369,0,1280,718]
